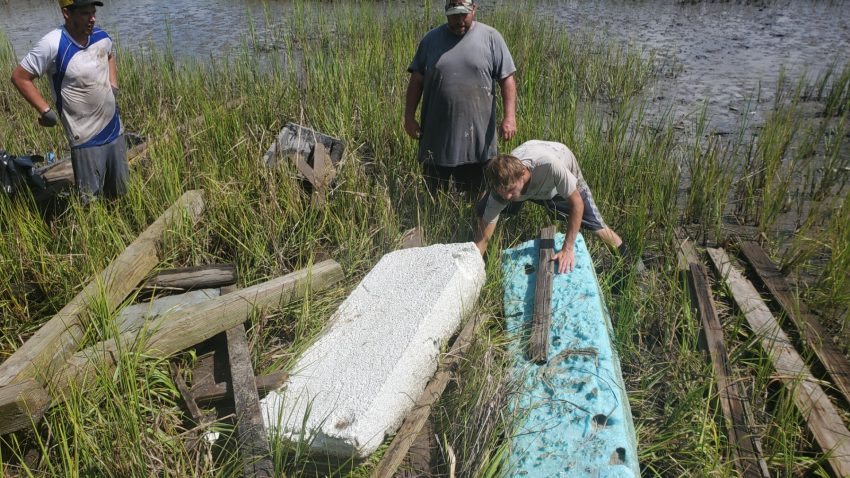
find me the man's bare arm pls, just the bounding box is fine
[11,66,50,114]
[498,73,517,140]
[404,72,424,139]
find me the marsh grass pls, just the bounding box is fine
[1,1,849,476]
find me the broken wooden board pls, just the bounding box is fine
[688,263,770,478]
[739,241,850,407]
[142,264,237,291]
[529,225,556,364]
[502,233,639,476]
[0,190,205,435]
[226,324,274,478]
[707,247,850,478]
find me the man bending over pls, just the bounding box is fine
[474,140,640,274]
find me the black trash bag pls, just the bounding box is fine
[1,150,47,197]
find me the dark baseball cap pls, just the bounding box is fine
[59,0,104,8]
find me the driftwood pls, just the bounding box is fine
[142,264,237,290]
[707,248,850,478]
[0,190,205,435]
[688,263,770,477]
[372,314,484,478]
[529,225,556,364]
[738,241,850,407]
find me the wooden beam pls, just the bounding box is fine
[54,260,343,391]
[190,371,288,404]
[529,225,556,364]
[688,263,770,477]
[675,227,701,273]
[0,260,342,435]
[372,314,484,478]
[226,325,274,478]
[739,241,850,406]
[707,248,850,478]
[0,379,51,435]
[0,190,205,389]
[142,264,237,290]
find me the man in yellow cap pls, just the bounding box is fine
[11,0,128,204]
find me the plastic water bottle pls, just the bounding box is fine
[47,147,55,164]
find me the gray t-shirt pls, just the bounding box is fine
[408,22,516,167]
[482,140,586,225]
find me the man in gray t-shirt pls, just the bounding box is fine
[404,0,516,193]
[474,140,642,274]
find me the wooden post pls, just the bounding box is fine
[372,315,484,478]
[0,260,342,435]
[226,324,274,478]
[529,225,556,364]
[739,241,850,407]
[707,248,850,478]
[688,263,770,477]
[0,190,204,395]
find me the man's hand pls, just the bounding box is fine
[499,116,516,140]
[404,116,421,139]
[38,109,59,127]
[553,247,575,274]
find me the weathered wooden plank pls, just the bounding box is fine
[0,379,51,435]
[372,314,483,478]
[0,190,205,389]
[0,260,341,435]
[226,324,274,478]
[688,263,770,478]
[707,248,850,478]
[529,225,556,364]
[117,289,220,336]
[190,371,289,404]
[143,264,237,290]
[55,260,343,391]
[675,227,701,273]
[739,241,850,406]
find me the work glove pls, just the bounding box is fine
[38,108,59,128]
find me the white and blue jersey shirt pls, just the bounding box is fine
[20,26,121,149]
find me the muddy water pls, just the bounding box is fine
[541,1,850,131]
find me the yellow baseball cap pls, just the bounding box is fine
[58,0,104,8]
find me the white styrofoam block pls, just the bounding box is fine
[260,242,485,458]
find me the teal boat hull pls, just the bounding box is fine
[502,233,639,477]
